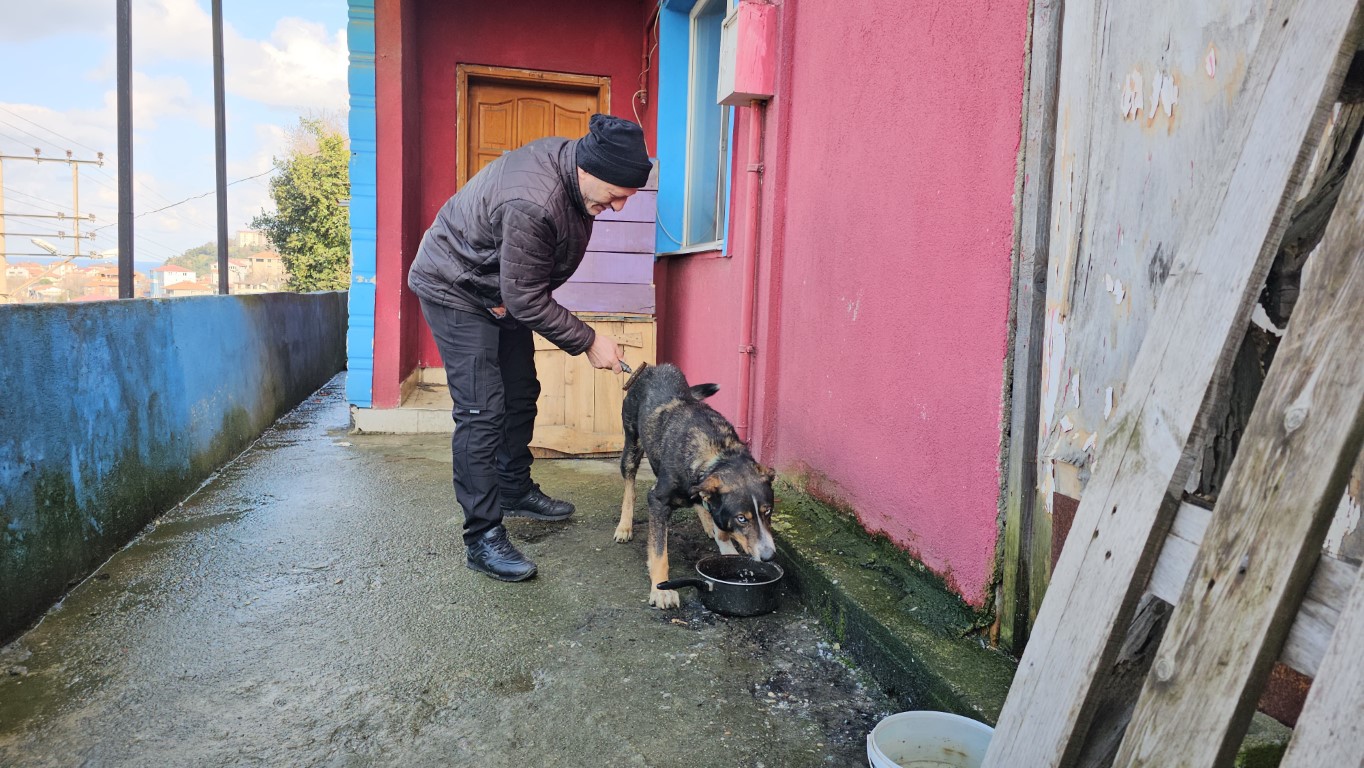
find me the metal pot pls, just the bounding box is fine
[656,554,784,617]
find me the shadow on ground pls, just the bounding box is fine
[0,375,892,767]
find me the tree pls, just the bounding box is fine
[167,242,216,278]
[167,241,271,283]
[251,118,350,292]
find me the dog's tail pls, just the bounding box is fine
[689,383,720,400]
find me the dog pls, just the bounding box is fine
[615,363,776,609]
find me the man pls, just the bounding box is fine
[408,114,653,583]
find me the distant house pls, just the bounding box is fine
[150,265,196,298]
[208,258,251,288]
[163,280,214,298]
[29,285,66,302]
[83,278,121,299]
[243,250,285,286]
[237,230,269,249]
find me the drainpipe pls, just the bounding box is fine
[736,99,765,443]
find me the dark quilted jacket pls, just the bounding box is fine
[408,137,595,355]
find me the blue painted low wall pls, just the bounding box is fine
[0,292,348,641]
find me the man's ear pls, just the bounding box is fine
[690,474,724,503]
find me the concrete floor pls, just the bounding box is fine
[0,376,892,767]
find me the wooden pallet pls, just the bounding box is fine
[983,0,1364,765]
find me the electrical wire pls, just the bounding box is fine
[0,108,223,222]
[1,187,69,213]
[0,106,104,156]
[0,118,64,153]
[90,165,279,233]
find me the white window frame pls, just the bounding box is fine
[680,0,735,250]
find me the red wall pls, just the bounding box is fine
[409,0,653,366]
[658,0,1029,606]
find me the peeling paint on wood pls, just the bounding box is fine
[1034,2,1276,592]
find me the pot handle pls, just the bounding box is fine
[655,577,712,592]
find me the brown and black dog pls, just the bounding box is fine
[615,363,776,608]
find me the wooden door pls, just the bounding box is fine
[456,65,610,187]
[450,65,651,457]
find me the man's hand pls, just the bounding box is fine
[586,333,625,373]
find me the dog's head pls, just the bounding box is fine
[693,464,777,561]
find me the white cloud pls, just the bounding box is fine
[113,71,212,130]
[0,0,108,42]
[226,19,347,112]
[134,0,213,63]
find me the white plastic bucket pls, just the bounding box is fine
[866,711,994,768]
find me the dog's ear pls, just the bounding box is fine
[690,474,725,502]
[757,464,776,484]
[689,383,720,400]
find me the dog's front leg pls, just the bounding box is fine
[694,505,739,555]
[648,492,679,609]
[615,440,644,543]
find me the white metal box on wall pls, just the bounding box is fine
[717,2,776,106]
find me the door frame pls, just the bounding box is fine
[455,64,612,187]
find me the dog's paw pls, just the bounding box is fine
[649,587,681,609]
[613,523,634,543]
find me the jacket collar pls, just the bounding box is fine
[560,139,591,219]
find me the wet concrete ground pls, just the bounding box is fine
[0,376,892,767]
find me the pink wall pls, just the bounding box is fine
[656,251,744,418]
[407,0,652,367]
[660,0,1028,606]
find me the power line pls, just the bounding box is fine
[91,165,279,233]
[2,187,68,213]
[0,128,46,149]
[0,110,194,217]
[0,106,105,156]
[0,119,65,152]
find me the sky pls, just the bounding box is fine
[0,0,348,264]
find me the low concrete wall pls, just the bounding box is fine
[0,292,347,641]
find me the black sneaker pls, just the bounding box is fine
[465,525,537,582]
[500,483,575,521]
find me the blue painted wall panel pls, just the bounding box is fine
[0,293,347,640]
[656,5,690,254]
[347,0,378,407]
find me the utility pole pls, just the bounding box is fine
[212,0,229,295]
[0,151,104,303]
[1,156,7,290]
[118,0,134,299]
[0,150,105,255]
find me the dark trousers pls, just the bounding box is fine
[419,300,540,546]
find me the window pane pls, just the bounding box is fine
[684,0,726,246]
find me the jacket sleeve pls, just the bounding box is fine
[497,199,596,355]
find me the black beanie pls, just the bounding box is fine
[575,114,652,189]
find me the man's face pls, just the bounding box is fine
[577,169,639,216]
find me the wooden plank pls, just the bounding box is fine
[533,339,566,427]
[1032,0,1279,607]
[594,321,622,435]
[585,220,655,254]
[982,2,1362,764]
[529,315,655,455]
[594,189,658,223]
[1114,135,1364,768]
[565,251,654,285]
[1282,555,1356,677]
[1151,502,1361,678]
[569,344,596,437]
[1279,563,1364,767]
[1000,0,1064,653]
[528,425,622,454]
[552,282,655,315]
